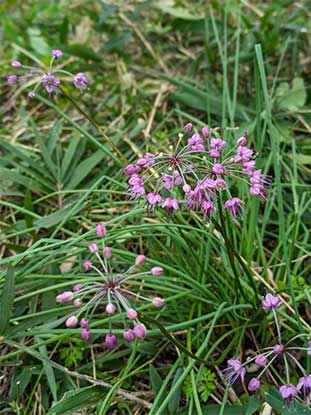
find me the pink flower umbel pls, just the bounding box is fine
[56,224,165,348]
[7,49,88,97]
[222,359,246,385]
[123,124,270,219]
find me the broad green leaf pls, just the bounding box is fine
[47,386,105,415]
[0,265,15,335]
[275,77,306,111]
[27,28,50,55]
[34,200,80,228]
[149,364,163,397]
[65,149,106,189]
[168,368,183,414]
[245,395,261,415]
[9,367,33,400]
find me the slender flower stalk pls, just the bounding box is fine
[56,224,166,349]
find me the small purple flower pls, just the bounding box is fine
[28,92,35,99]
[222,359,246,384]
[187,133,205,151]
[235,146,253,162]
[162,197,179,213]
[183,123,193,133]
[42,73,60,94]
[123,329,135,342]
[151,266,164,276]
[224,197,243,218]
[83,260,92,271]
[279,384,298,403]
[262,293,282,312]
[12,61,22,68]
[297,375,311,396]
[7,75,18,85]
[134,323,147,339]
[80,319,89,329]
[212,163,225,175]
[248,377,260,392]
[89,243,98,254]
[73,284,83,292]
[81,329,91,341]
[210,138,226,151]
[255,354,267,367]
[202,199,215,220]
[73,72,88,90]
[52,49,63,59]
[273,344,285,355]
[123,164,141,175]
[146,192,162,206]
[104,333,118,350]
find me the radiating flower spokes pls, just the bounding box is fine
[7,49,88,98]
[223,292,311,407]
[56,224,165,350]
[123,123,271,220]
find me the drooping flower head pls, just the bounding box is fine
[7,49,88,97]
[123,124,271,220]
[262,293,282,312]
[222,359,246,385]
[56,224,165,349]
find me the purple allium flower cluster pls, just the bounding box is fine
[56,224,165,350]
[123,123,271,219]
[223,292,311,408]
[7,50,88,97]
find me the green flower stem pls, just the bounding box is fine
[59,86,128,164]
[214,199,254,308]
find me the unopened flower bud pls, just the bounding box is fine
[96,223,106,238]
[104,333,118,350]
[255,354,267,367]
[123,329,135,342]
[134,323,147,339]
[127,308,138,320]
[183,184,191,193]
[106,303,116,315]
[248,377,260,392]
[89,243,98,254]
[73,284,82,292]
[80,319,89,329]
[183,123,193,133]
[66,316,78,327]
[103,247,112,258]
[81,328,91,341]
[73,298,82,308]
[135,255,146,266]
[202,127,210,137]
[83,260,92,271]
[152,297,165,308]
[12,61,22,68]
[151,266,164,276]
[56,291,73,303]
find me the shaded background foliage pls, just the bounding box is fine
[0,1,311,414]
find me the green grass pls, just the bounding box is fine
[0,1,311,414]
